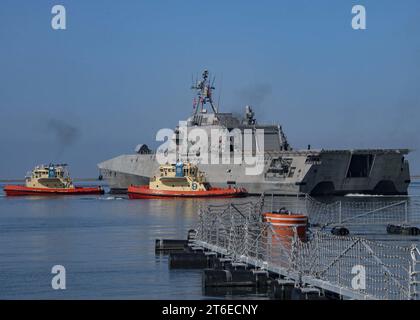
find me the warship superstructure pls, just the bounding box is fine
[98,70,411,196]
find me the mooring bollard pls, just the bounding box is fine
[331,226,350,236]
[387,224,420,236]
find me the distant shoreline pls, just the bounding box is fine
[1,177,420,183]
[0,178,101,183]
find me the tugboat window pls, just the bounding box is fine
[346,154,374,178]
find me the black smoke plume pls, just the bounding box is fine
[45,118,81,158]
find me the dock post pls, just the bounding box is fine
[338,201,342,225]
[409,245,420,300]
[271,193,274,214]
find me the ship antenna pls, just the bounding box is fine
[217,73,223,113]
[191,73,198,115]
[209,74,216,112]
[190,69,218,115]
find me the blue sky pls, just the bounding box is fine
[0,0,420,178]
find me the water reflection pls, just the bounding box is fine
[0,182,419,299]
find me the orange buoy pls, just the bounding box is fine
[263,213,308,242]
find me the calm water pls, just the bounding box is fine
[0,184,256,299]
[0,182,419,299]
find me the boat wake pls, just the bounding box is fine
[80,196,126,201]
[344,193,409,198]
[101,196,125,201]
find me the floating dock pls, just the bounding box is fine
[161,195,420,300]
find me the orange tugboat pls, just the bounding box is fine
[128,162,247,199]
[3,164,104,196]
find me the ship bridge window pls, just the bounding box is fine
[346,154,374,178]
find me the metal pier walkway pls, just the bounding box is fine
[190,196,420,300]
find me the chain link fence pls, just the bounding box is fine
[261,194,420,227]
[194,197,420,300]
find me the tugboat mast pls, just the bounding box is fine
[191,69,218,115]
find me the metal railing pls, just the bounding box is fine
[194,197,420,300]
[261,193,420,227]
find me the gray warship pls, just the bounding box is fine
[98,70,411,196]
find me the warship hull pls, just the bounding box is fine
[98,149,410,196]
[98,70,411,196]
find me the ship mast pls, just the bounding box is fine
[191,69,218,115]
